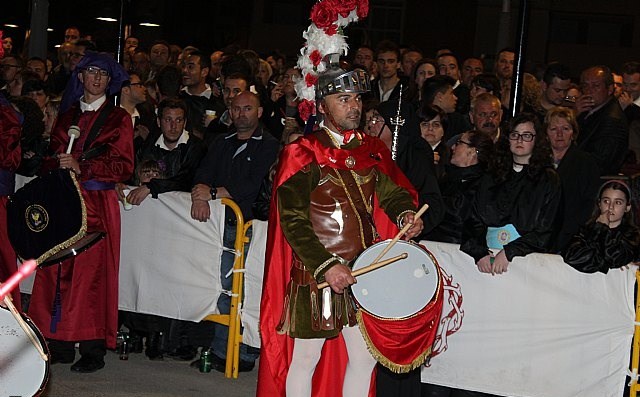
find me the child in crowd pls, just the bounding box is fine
[562,180,640,273]
[135,159,165,185]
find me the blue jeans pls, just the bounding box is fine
[212,223,259,362]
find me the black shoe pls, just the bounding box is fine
[130,334,144,354]
[50,354,74,364]
[211,354,226,373]
[70,356,105,373]
[166,345,197,361]
[145,332,164,360]
[210,354,255,373]
[238,360,255,373]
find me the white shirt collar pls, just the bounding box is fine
[79,95,107,112]
[155,129,190,150]
[634,96,640,107]
[181,84,212,99]
[120,105,140,126]
[319,120,355,144]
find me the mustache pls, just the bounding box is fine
[482,122,496,129]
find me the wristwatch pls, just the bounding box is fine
[210,186,218,200]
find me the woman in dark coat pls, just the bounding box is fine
[460,113,561,275]
[425,130,494,243]
[544,106,601,252]
[417,104,450,181]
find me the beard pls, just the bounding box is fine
[338,110,361,130]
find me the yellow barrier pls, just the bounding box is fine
[203,198,251,378]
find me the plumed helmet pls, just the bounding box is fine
[316,53,371,100]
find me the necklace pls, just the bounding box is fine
[324,127,342,148]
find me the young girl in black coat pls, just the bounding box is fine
[562,180,640,273]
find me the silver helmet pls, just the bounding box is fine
[316,53,371,100]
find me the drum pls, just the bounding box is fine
[351,240,444,372]
[0,307,50,397]
[351,240,440,318]
[7,169,104,267]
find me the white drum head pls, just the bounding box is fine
[0,307,49,397]
[351,240,439,319]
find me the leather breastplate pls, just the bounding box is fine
[309,135,378,261]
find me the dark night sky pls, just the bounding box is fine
[2,0,312,57]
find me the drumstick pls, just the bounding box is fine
[66,125,81,154]
[2,295,48,362]
[370,203,429,266]
[317,253,407,289]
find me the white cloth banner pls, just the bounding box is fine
[420,240,635,397]
[118,192,263,348]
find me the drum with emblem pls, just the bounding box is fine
[351,240,444,372]
[7,169,104,266]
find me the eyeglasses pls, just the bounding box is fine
[509,132,536,142]
[367,115,384,125]
[84,66,109,77]
[0,64,20,69]
[455,139,474,147]
[129,82,144,87]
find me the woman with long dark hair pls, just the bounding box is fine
[562,180,640,273]
[460,113,561,275]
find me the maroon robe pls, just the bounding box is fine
[0,96,22,309]
[29,100,134,348]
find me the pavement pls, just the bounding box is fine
[39,349,259,397]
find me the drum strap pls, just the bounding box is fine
[50,264,63,333]
[69,101,115,160]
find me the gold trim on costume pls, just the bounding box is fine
[356,310,433,374]
[351,169,376,186]
[31,171,89,265]
[313,255,345,279]
[396,209,416,229]
[318,172,342,186]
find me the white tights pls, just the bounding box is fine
[285,326,377,397]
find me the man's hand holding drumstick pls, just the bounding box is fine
[401,211,424,240]
[323,205,426,293]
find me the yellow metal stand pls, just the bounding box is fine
[203,198,251,378]
[631,271,640,396]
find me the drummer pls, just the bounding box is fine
[257,54,423,397]
[28,52,133,373]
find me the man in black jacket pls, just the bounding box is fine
[575,65,628,175]
[119,98,206,205]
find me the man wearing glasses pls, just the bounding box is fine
[28,53,134,373]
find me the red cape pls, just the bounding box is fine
[257,133,417,397]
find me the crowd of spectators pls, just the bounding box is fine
[2,23,640,394]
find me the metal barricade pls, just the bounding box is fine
[203,198,251,378]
